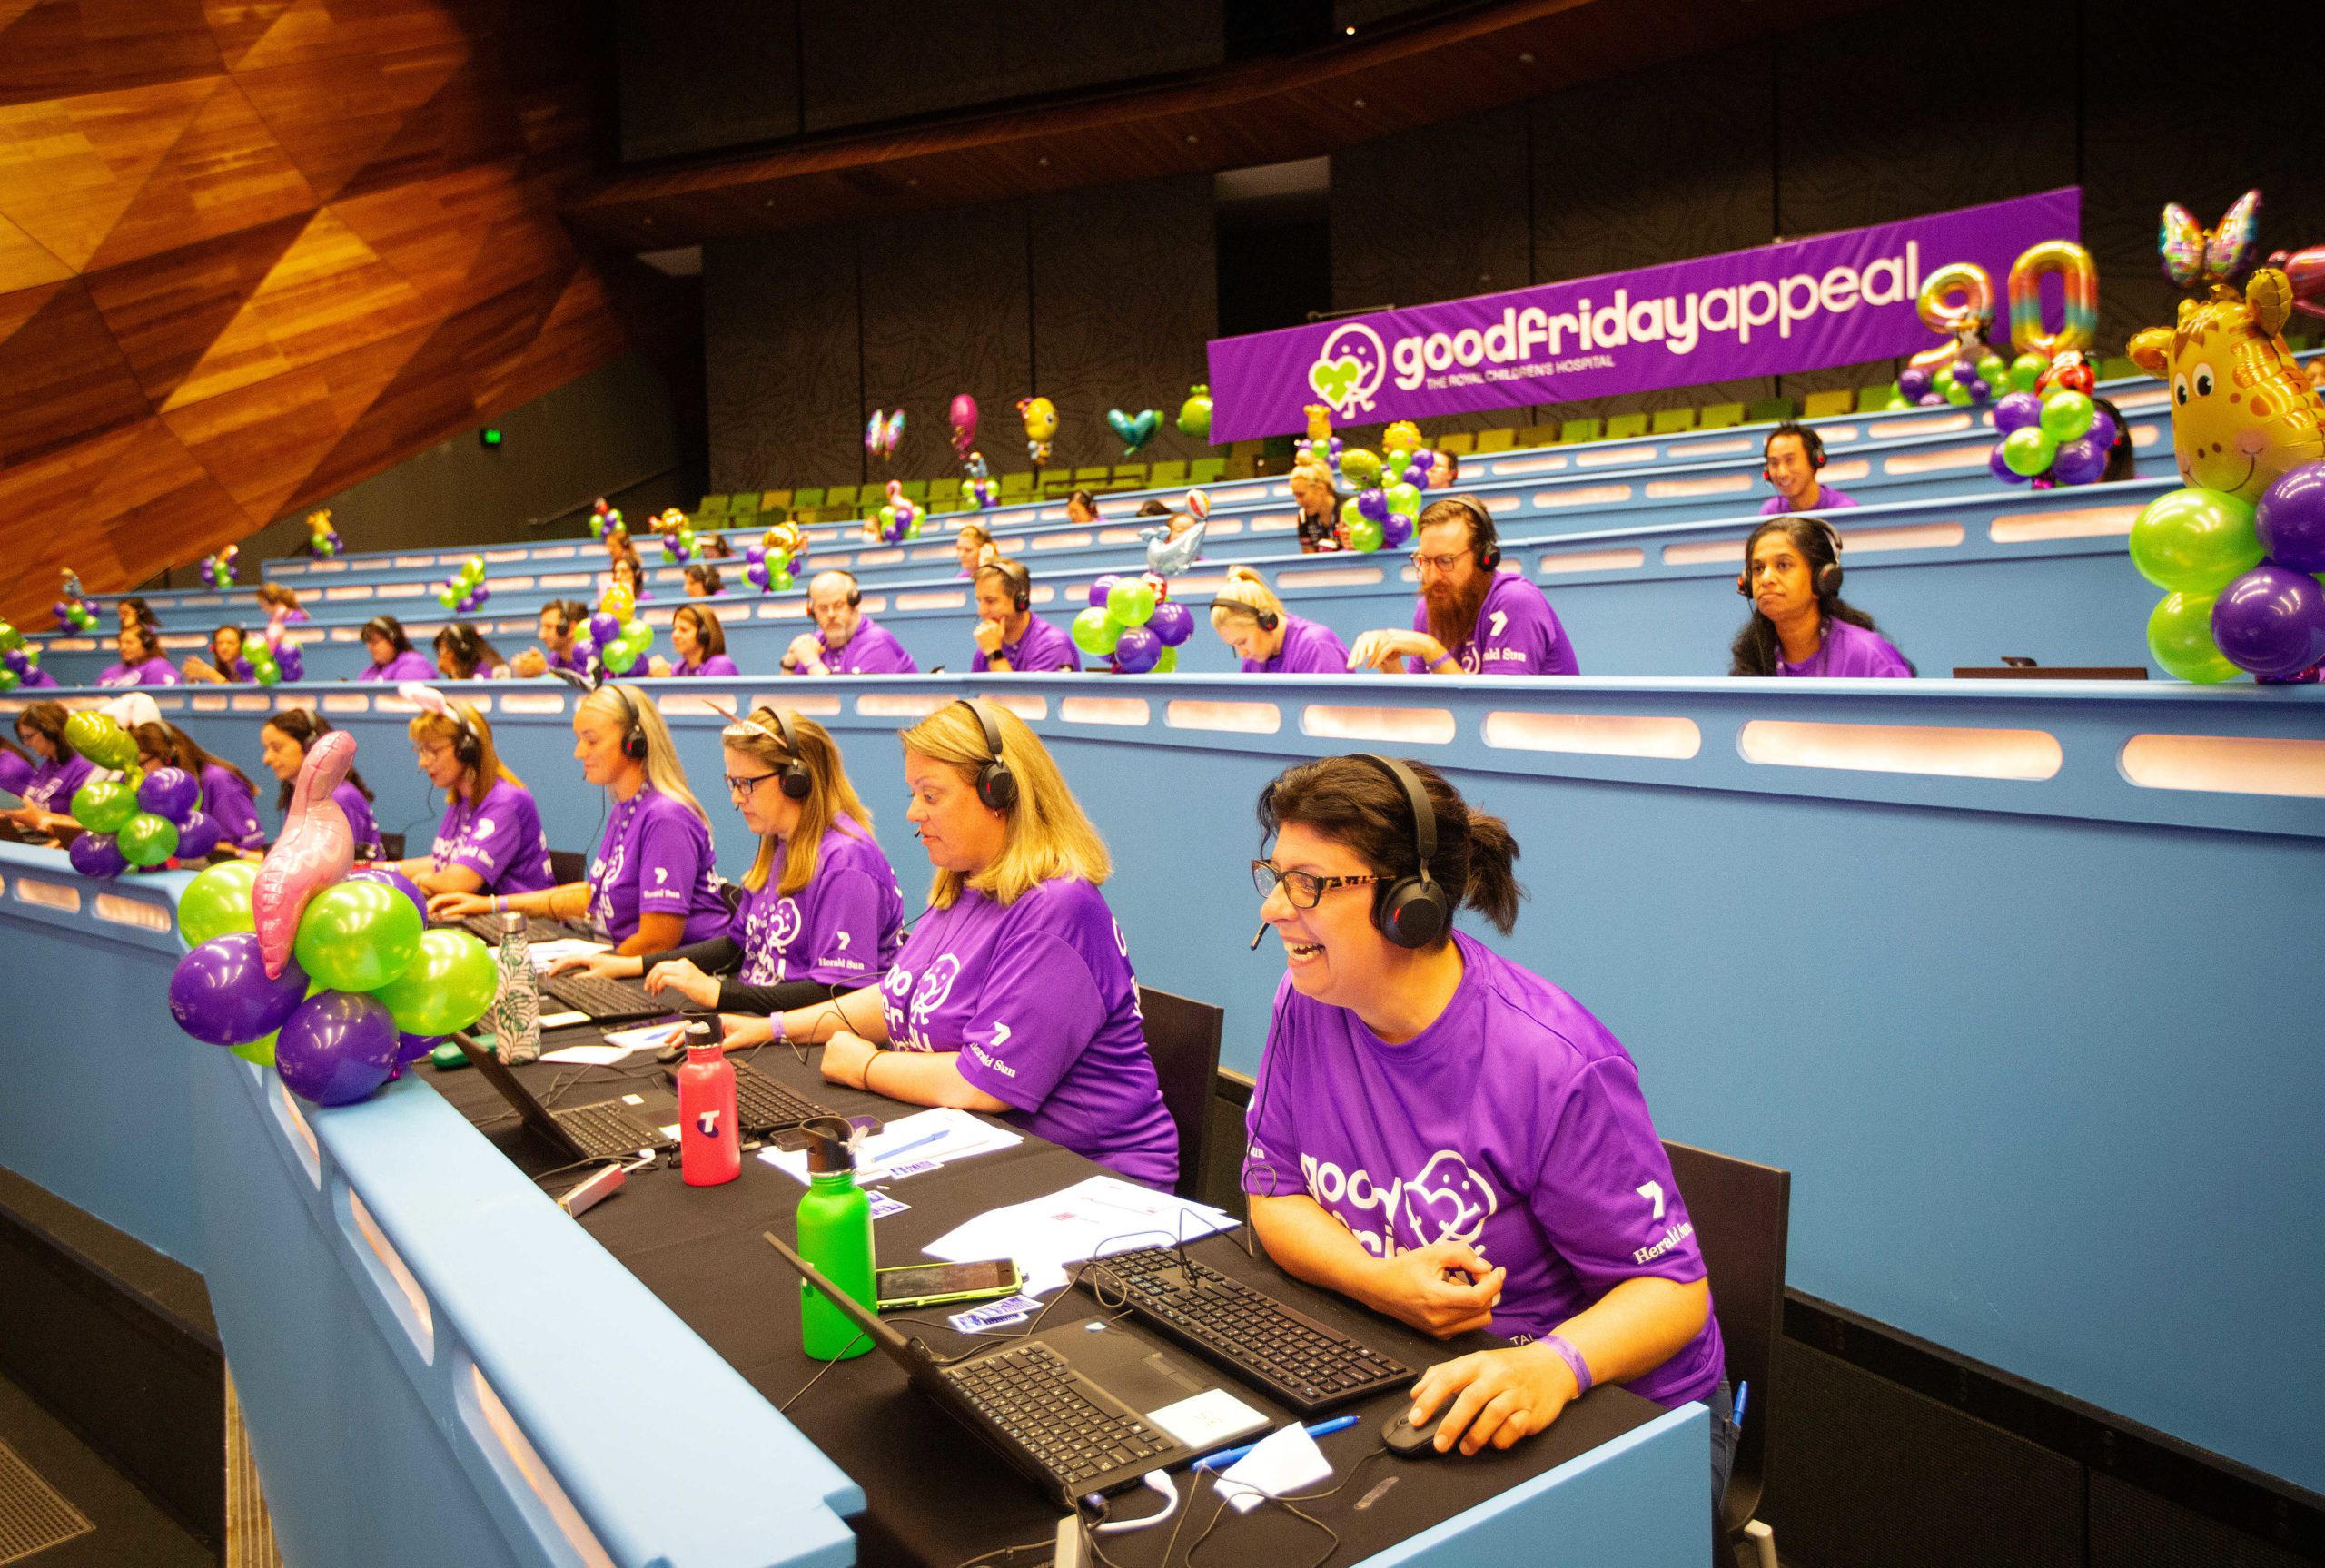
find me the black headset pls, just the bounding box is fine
[1435,495,1502,572]
[442,698,483,768]
[546,602,575,638]
[1352,754,1452,949]
[838,571,863,608]
[982,560,1032,613]
[608,684,649,760]
[955,698,1018,812]
[1764,421,1826,478]
[768,707,813,800]
[1736,517,1845,600]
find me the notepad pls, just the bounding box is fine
[756,1108,1021,1185]
[921,1175,1238,1295]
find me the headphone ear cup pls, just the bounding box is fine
[1816,561,1844,597]
[1256,610,1279,633]
[780,759,812,800]
[977,763,1017,813]
[625,725,647,761]
[1374,875,1451,949]
[1478,542,1500,571]
[1736,571,1753,598]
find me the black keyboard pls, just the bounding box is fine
[1074,1248,1412,1414]
[731,1062,837,1133]
[455,914,576,944]
[942,1345,1173,1490]
[553,1101,670,1157]
[543,972,670,1021]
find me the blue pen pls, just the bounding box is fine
[1194,1414,1360,1472]
[1731,1380,1749,1435]
[868,1128,948,1166]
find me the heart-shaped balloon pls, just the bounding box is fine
[1106,409,1161,456]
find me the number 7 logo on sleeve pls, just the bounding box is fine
[1637,1180,1665,1221]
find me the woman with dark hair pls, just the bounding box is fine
[253,583,309,624]
[181,624,255,685]
[1064,488,1101,526]
[0,703,97,835]
[132,721,265,850]
[259,710,381,860]
[2092,396,2137,483]
[606,547,650,605]
[1242,754,1732,1501]
[1728,517,1911,677]
[652,604,740,677]
[99,625,179,687]
[683,563,725,597]
[1289,463,1344,553]
[357,617,434,683]
[433,623,510,681]
[699,531,735,559]
[115,597,162,634]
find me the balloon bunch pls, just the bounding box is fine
[253,617,303,685]
[1018,397,1057,465]
[1072,572,1192,675]
[434,555,490,614]
[588,498,627,541]
[200,546,239,588]
[1177,385,1212,441]
[2125,207,2325,682]
[0,621,43,691]
[866,409,905,463]
[871,479,922,545]
[746,521,805,594]
[306,509,341,557]
[1894,241,2097,409]
[1142,489,1211,577]
[1988,353,2114,487]
[656,508,703,564]
[56,711,223,876]
[1294,404,1342,479]
[1327,451,1426,553]
[166,734,499,1106]
[1106,408,1160,456]
[950,394,979,460]
[959,452,997,511]
[51,572,98,633]
[579,584,655,676]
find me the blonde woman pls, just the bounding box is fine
[550,707,902,1013]
[1209,566,1350,674]
[391,687,553,898]
[429,685,726,954]
[725,699,1176,1188]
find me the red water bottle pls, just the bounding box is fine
[677,1030,739,1187]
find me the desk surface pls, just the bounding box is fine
[423,1028,1666,1568]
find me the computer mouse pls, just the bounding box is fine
[1382,1406,1448,1457]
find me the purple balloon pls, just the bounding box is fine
[1918,393,1945,407]
[746,545,766,566]
[68,832,127,878]
[396,1031,442,1066]
[274,991,400,1107]
[1112,626,1162,675]
[343,865,427,922]
[52,600,74,626]
[1089,574,1123,610]
[1402,464,1430,488]
[1147,600,1193,647]
[747,563,769,589]
[470,586,490,607]
[2211,565,2325,679]
[1964,379,1990,401]
[1381,510,1415,547]
[173,811,223,860]
[2048,436,2107,487]
[2256,460,2325,573]
[3,648,25,676]
[589,611,620,645]
[169,932,311,1047]
[2084,410,2118,454]
[276,646,304,681]
[137,766,199,823]
[1989,445,2032,485]
[1897,368,1932,399]
[1992,392,2042,434]
[1357,489,1390,523]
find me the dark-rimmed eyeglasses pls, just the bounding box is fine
[725,772,778,798]
[1251,860,1385,908]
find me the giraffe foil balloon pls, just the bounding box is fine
[2129,267,2325,505]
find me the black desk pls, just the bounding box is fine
[425,1029,1662,1568]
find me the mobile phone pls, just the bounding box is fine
[874,1259,1023,1311]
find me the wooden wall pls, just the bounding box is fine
[0,0,632,629]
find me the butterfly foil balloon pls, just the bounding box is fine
[865,409,905,462]
[2161,190,2261,292]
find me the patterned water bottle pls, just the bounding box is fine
[493,911,541,1064]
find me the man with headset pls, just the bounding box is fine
[784,570,919,676]
[970,559,1080,673]
[510,601,591,679]
[1346,495,1578,676]
[1760,420,1858,516]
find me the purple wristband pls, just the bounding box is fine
[1541,1333,1593,1396]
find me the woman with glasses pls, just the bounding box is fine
[429,685,727,955]
[1346,497,1578,676]
[648,604,741,677]
[722,699,1176,1188]
[549,707,903,1013]
[1208,567,1350,674]
[389,689,555,898]
[1242,754,1730,1504]
[258,710,383,860]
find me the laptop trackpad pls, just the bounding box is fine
[1059,1322,1211,1410]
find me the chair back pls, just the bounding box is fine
[1136,986,1222,1199]
[548,848,587,885]
[1662,1139,1790,1538]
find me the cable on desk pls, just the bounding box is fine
[779,1329,869,1413]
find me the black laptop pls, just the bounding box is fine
[451,1032,676,1159]
[761,1232,1271,1504]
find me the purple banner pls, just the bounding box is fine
[1205,187,2081,442]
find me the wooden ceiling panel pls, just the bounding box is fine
[328,178,485,310]
[336,43,524,200]
[230,0,468,74]
[235,39,467,201]
[159,357,350,523]
[0,76,216,270]
[0,211,73,292]
[77,414,248,557]
[0,0,223,109]
[203,0,297,72]
[0,423,147,597]
[83,74,316,270]
[289,309,480,506]
[83,211,308,402]
[0,278,150,466]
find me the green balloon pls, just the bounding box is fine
[232,1032,277,1067]
[0,668,16,694]
[180,860,259,945]
[72,778,137,833]
[2009,353,2046,393]
[603,643,638,674]
[1976,354,2007,386]
[2038,389,2094,441]
[2000,426,2056,477]
[117,813,179,867]
[1386,482,1422,518]
[438,588,460,609]
[252,657,281,686]
[1071,606,1122,656]
[1104,577,1156,628]
[371,930,498,1037]
[1944,381,1974,406]
[1154,646,1178,673]
[2129,488,2261,591]
[1339,449,1382,491]
[1933,364,1958,390]
[2148,591,2242,683]
[64,712,135,770]
[1344,514,1385,553]
[293,880,423,993]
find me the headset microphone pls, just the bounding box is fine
[1249,922,1268,951]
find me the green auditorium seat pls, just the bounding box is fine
[1222,454,1260,480]
[1649,408,1697,435]
[898,479,926,501]
[1697,403,1744,429]
[1604,412,1650,441]
[1073,467,1111,485]
[697,495,730,516]
[1856,385,1896,412]
[1745,397,1796,424]
[1113,463,1147,488]
[1188,458,1226,484]
[1560,418,1603,444]
[790,488,826,508]
[1519,424,1561,448]
[828,484,862,507]
[1473,429,1517,453]
[1147,459,1187,488]
[759,490,792,510]
[998,471,1034,498]
[1436,432,1476,454]
[1800,390,1855,419]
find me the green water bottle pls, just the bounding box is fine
[796,1120,876,1360]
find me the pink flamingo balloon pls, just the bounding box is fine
[252,728,355,978]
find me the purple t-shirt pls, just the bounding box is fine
[331,780,384,859]
[800,617,919,676]
[671,654,741,677]
[18,667,58,689]
[21,753,94,812]
[973,616,1082,674]
[1245,615,1351,675]
[734,823,905,987]
[876,879,1175,1188]
[1774,617,1911,678]
[1408,571,1578,676]
[201,764,266,850]
[0,752,30,796]
[588,788,729,945]
[1242,933,1725,1410]
[213,656,256,683]
[358,650,436,683]
[431,778,554,894]
[99,658,179,687]
[546,646,592,676]
[1760,484,1859,516]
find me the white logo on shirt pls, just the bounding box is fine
[1299,1149,1500,1260]
[1637,1180,1666,1221]
[476,817,495,835]
[911,954,962,1021]
[1488,610,1508,637]
[654,866,668,885]
[770,897,802,946]
[835,931,851,951]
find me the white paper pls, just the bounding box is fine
[1217,1424,1331,1513]
[1144,1389,1267,1451]
[538,1043,632,1066]
[528,938,610,971]
[599,1021,688,1054]
[920,1175,1239,1296]
[755,1107,1022,1186]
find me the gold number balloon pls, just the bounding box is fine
[1909,263,1994,372]
[2007,241,2099,359]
